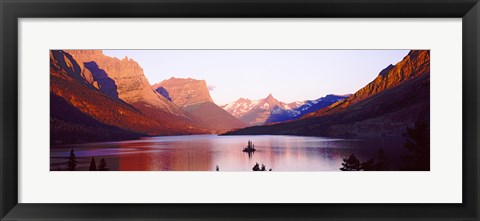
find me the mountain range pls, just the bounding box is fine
[221,94,348,126]
[152,77,246,132]
[50,49,429,144]
[264,94,349,124]
[221,94,304,126]
[50,50,240,144]
[225,50,430,138]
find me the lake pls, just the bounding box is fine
[50,135,406,171]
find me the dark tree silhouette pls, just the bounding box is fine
[98,158,109,171]
[340,154,361,171]
[252,163,261,171]
[360,159,376,171]
[374,148,388,171]
[216,165,219,171]
[89,157,97,171]
[252,162,269,171]
[402,121,430,170]
[341,148,389,171]
[66,149,77,171]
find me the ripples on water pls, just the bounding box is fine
[50,135,405,171]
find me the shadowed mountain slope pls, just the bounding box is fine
[50,50,211,144]
[62,50,190,117]
[264,94,349,124]
[225,50,430,138]
[153,77,246,132]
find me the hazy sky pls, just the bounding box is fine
[103,50,409,105]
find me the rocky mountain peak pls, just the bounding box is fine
[237,97,250,102]
[152,77,245,132]
[222,94,298,126]
[153,77,214,107]
[226,50,430,139]
[379,64,394,77]
[60,50,186,116]
[264,93,277,103]
[310,50,430,117]
[69,50,104,56]
[264,94,283,108]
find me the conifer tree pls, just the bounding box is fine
[340,154,361,171]
[89,157,97,171]
[360,159,376,171]
[341,149,389,171]
[260,163,266,171]
[98,158,109,171]
[66,149,77,171]
[374,148,388,171]
[402,121,430,170]
[252,162,260,171]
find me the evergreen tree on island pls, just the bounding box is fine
[252,162,271,171]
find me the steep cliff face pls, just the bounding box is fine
[154,86,172,101]
[153,77,214,107]
[352,50,429,102]
[50,50,93,85]
[153,78,246,132]
[225,50,430,138]
[63,50,187,117]
[310,50,430,117]
[50,50,210,144]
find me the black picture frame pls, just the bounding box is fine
[1,0,479,220]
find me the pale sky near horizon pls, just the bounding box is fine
[103,50,409,105]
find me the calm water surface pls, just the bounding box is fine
[50,135,405,171]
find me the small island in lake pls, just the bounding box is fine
[242,140,256,153]
[50,49,430,171]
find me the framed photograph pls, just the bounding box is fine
[1,0,479,220]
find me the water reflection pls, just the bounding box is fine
[50,135,405,171]
[244,151,254,159]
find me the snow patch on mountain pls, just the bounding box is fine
[222,94,350,125]
[264,94,350,124]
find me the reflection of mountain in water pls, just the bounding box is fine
[50,49,429,151]
[50,135,406,171]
